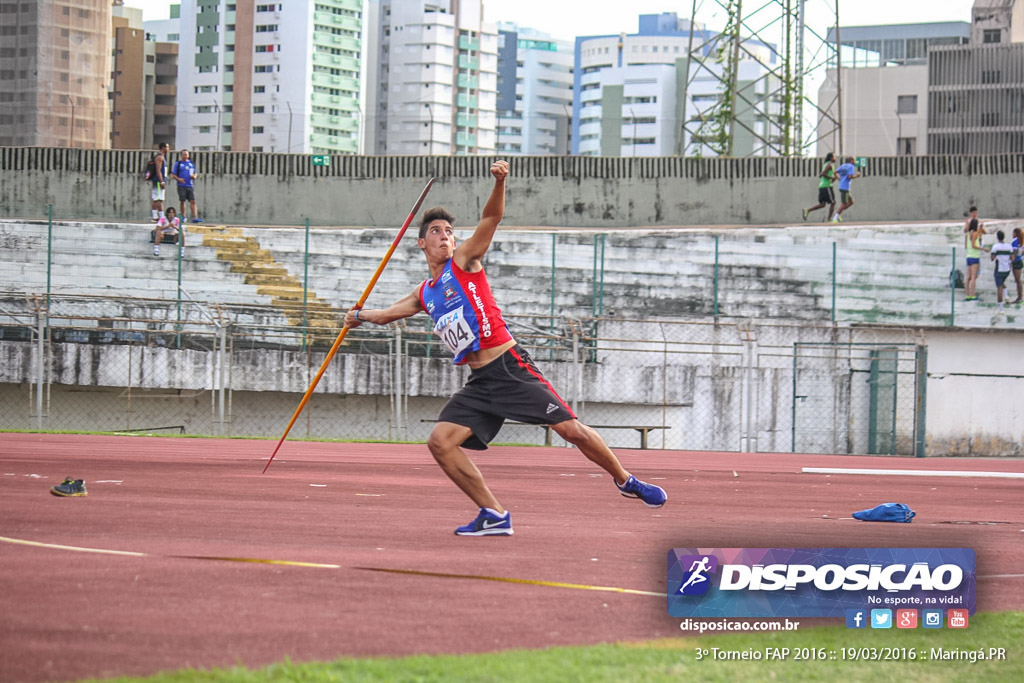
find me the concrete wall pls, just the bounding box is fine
[3,148,1024,226]
[924,328,1024,455]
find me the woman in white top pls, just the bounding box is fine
[989,230,1015,310]
[153,207,182,256]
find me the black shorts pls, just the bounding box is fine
[840,190,853,204]
[995,270,1010,287]
[438,344,576,450]
[817,187,834,204]
[177,186,195,202]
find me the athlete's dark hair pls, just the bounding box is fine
[997,230,1006,242]
[418,206,455,239]
[969,218,979,231]
[825,152,835,162]
[969,206,977,213]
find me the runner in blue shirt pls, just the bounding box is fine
[170,149,203,223]
[832,156,861,222]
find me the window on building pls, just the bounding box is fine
[983,29,1001,44]
[253,106,264,113]
[254,85,265,93]
[906,38,927,60]
[897,95,917,114]
[253,126,264,134]
[981,70,1001,84]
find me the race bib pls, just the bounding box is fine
[434,306,477,357]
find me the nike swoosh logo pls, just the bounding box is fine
[482,519,507,529]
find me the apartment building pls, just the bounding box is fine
[0,0,112,147]
[176,0,363,154]
[364,0,497,155]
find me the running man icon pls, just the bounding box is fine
[678,555,717,595]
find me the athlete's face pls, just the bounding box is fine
[419,219,456,259]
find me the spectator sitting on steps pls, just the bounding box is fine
[153,207,182,257]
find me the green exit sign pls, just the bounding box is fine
[311,155,331,167]
[856,156,867,168]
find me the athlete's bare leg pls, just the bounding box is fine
[550,419,630,485]
[427,421,504,513]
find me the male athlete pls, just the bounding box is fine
[344,161,667,536]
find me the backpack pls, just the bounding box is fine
[144,154,158,181]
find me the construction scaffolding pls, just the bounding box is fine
[679,0,841,157]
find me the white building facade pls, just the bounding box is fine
[364,0,497,155]
[573,13,780,157]
[495,24,573,155]
[176,0,363,154]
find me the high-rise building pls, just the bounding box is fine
[111,4,178,150]
[176,0,363,154]
[364,0,497,155]
[573,13,780,157]
[929,0,1024,154]
[495,24,573,155]
[818,2,1024,156]
[815,21,969,156]
[0,0,112,147]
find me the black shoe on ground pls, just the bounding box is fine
[50,477,87,497]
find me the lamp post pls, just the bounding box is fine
[425,102,434,154]
[212,102,221,150]
[895,108,903,155]
[66,95,75,148]
[286,101,293,152]
[629,106,637,156]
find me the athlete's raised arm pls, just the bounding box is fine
[454,160,508,272]
[345,286,423,328]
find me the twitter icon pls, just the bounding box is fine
[870,609,893,629]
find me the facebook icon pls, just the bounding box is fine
[845,609,867,629]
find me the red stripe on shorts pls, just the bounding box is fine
[508,346,577,420]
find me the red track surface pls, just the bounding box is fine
[1,433,1022,681]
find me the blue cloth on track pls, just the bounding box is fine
[852,502,916,523]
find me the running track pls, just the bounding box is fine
[1,433,1022,681]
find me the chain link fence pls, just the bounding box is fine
[0,291,928,455]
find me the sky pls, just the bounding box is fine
[123,0,977,39]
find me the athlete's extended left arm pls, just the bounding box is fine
[456,160,509,268]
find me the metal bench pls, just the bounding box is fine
[421,419,670,449]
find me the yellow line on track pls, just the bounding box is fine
[354,566,666,597]
[0,535,663,597]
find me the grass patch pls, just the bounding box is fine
[101,612,1022,682]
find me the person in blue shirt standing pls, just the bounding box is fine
[832,156,861,222]
[170,149,203,224]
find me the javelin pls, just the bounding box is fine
[262,177,435,473]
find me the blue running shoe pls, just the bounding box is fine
[455,507,513,536]
[617,475,667,508]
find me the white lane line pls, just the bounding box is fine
[802,467,1024,479]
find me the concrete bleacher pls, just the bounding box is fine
[1,218,1021,331]
[238,219,1024,329]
